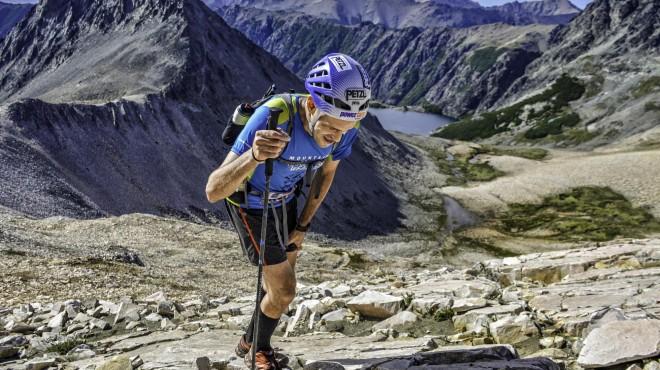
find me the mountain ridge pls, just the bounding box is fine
[217,4,554,117]
[207,0,580,28]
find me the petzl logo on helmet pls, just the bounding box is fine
[346,88,367,101]
[329,55,352,72]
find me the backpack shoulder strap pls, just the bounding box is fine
[262,94,295,127]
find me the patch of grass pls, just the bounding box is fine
[1,248,27,256]
[464,162,505,182]
[551,128,600,145]
[46,338,86,354]
[497,187,660,242]
[524,112,581,140]
[644,101,660,112]
[633,76,660,98]
[434,74,585,141]
[584,74,605,98]
[428,147,503,184]
[433,307,455,321]
[481,145,548,160]
[421,100,445,115]
[449,234,518,258]
[469,47,507,73]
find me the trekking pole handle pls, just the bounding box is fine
[265,108,283,177]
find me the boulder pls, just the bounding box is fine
[347,291,403,319]
[371,311,418,332]
[89,318,111,330]
[489,312,540,344]
[114,302,141,324]
[144,291,168,304]
[0,345,19,359]
[158,301,175,318]
[96,355,133,370]
[144,313,163,322]
[5,321,35,334]
[539,336,565,349]
[410,297,453,317]
[451,298,488,313]
[320,309,350,332]
[66,344,96,361]
[452,303,525,332]
[25,358,56,370]
[47,311,67,328]
[578,319,660,368]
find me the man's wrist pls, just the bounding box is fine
[251,147,264,163]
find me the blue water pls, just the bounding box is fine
[369,107,455,136]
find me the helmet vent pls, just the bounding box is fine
[315,91,351,111]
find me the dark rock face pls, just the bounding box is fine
[495,0,660,108]
[0,0,410,239]
[0,1,32,38]
[217,5,550,117]
[206,0,579,28]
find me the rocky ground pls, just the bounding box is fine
[1,213,658,369]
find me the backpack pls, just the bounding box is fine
[222,84,296,147]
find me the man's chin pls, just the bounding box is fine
[316,139,334,148]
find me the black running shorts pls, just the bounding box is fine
[225,198,298,266]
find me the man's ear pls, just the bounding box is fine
[307,96,316,112]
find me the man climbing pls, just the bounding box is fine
[205,53,371,369]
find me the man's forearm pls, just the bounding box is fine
[298,161,339,226]
[206,151,259,203]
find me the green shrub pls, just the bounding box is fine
[524,112,581,139]
[434,74,585,141]
[644,101,660,112]
[633,76,660,98]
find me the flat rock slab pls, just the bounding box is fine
[577,319,660,368]
[68,329,558,370]
[108,330,190,352]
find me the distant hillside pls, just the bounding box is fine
[436,0,660,148]
[0,1,32,38]
[207,0,580,28]
[218,5,554,117]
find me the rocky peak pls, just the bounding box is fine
[546,0,659,63]
[0,0,296,104]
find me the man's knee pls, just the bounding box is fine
[268,276,296,311]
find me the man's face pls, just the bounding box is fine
[312,114,357,148]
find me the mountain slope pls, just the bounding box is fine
[0,0,411,239]
[207,0,580,28]
[491,0,581,25]
[218,5,553,117]
[0,1,32,38]
[435,0,659,148]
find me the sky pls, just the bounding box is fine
[2,0,593,8]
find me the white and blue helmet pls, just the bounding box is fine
[304,53,371,121]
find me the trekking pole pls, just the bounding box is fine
[252,107,283,370]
